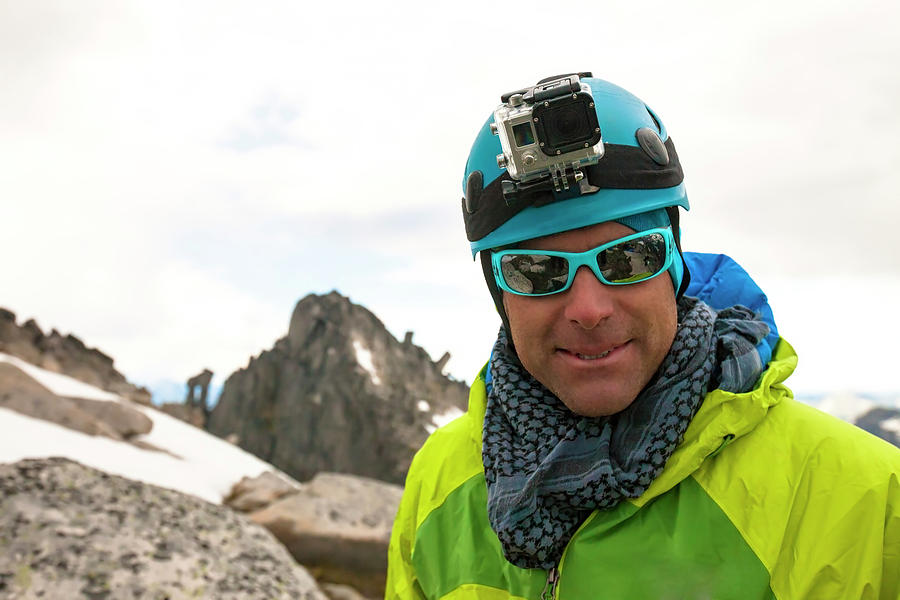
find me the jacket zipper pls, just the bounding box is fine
[544,510,600,599]
[541,566,559,600]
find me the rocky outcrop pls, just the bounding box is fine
[225,470,401,599]
[206,291,469,485]
[855,406,900,447]
[321,582,375,600]
[186,368,215,420]
[157,402,207,428]
[0,362,152,441]
[0,308,151,405]
[0,457,328,600]
[225,470,301,513]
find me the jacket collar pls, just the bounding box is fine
[467,337,798,507]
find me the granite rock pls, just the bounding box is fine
[241,472,402,598]
[206,291,469,485]
[0,362,151,441]
[0,457,328,600]
[224,470,301,513]
[0,308,151,405]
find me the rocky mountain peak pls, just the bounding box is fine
[207,291,469,485]
[288,291,373,348]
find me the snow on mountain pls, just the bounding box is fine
[1,352,119,401]
[0,353,291,504]
[813,392,877,423]
[353,338,382,386]
[425,406,465,434]
[800,391,900,423]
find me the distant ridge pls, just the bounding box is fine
[0,307,150,405]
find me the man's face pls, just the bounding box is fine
[502,220,678,417]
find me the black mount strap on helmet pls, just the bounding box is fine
[462,138,684,243]
[500,72,595,104]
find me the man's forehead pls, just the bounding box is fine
[512,221,638,251]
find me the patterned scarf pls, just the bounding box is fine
[482,297,769,569]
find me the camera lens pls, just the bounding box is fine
[533,93,600,156]
[545,105,590,146]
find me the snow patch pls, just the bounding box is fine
[424,406,465,434]
[881,417,900,434]
[0,358,295,504]
[0,352,120,402]
[352,339,381,385]
[417,400,430,412]
[816,392,875,423]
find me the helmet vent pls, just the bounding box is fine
[464,170,484,214]
[636,128,669,166]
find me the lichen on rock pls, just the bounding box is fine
[0,457,328,600]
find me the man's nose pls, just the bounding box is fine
[562,266,615,329]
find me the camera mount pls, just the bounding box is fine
[491,74,604,202]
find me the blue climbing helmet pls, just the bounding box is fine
[461,73,692,330]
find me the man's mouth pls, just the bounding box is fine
[561,341,629,361]
[575,350,612,360]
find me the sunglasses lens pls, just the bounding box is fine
[500,254,570,294]
[598,232,668,284]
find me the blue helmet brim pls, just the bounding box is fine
[469,183,689,256]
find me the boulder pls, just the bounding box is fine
[225,470,301,513]
[0,362,152,441]
[0,362,120,438]
[247,472,402,598]
[322,582,378,600]
[0,457,329,600]
[66,395,153,438]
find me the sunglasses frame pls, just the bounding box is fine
[491,227,675,297]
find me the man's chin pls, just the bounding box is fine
[555,387,640,418]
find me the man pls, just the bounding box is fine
[386,74,900,599]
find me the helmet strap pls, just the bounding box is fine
[665,206,691,300]
[480,250,516,354]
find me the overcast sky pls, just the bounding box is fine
[2,0,898,398]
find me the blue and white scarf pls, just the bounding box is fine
[482,297,769,569]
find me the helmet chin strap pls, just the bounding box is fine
[665,206,691,301]
[480,250,517,356]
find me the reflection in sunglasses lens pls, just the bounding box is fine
[499,231,668,295]
[599,233,665,283]
[500,255,569,294]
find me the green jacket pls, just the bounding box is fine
[386,340,900,599]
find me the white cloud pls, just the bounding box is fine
[1,0,898,396]
[763,275,900,395]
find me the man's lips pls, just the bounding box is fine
[556,340,631,361]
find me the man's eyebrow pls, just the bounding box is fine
[489,241,522,252]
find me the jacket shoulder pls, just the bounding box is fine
[694,397,900,599]
[765,397,900,475]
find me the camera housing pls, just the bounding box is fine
[492,74,603,196]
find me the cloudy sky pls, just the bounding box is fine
[2,0,898,399]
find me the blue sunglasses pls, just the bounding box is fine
[491,227,675,296]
